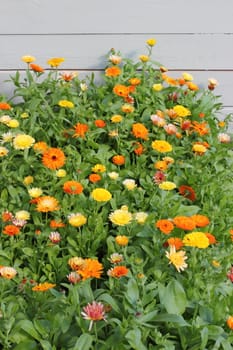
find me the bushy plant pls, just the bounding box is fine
[0,39,233,349]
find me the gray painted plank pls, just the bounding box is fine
[0,70,232,108]
[0,34,233,70]
[0,0,232,34]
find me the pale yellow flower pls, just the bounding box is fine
[166,245,188,272]
[159,181,176,191]
[28,187,43,198]
[0,115,11,124]
[56,169,67,177]
[108,172,119,180]
[7,119,19,128]
[0,146,9,157]
[91,188,112,202]
[109,206,132,226]
[68,213,87,227]
[152,83,163,91]
[13,134,35,150]
[122,179,137,190]
[80,83,88,91]
[15,210,30,221]
[1,132,14,143]
[109,55,122,65]
[182,72,193,81]
[134,212,148,224]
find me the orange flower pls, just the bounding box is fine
[42,148,66,170]
[121,104,134,113]
[112,155,125,165]
[191,214,210,227]
[73,123,88,138]
[186,81,199,91]
[107,265,129,278]
[2,211,13,222]
[164,237,184,250]
[77,258,103,280]
[191,121,209,136]
[133,142,144,156]
[95,119,106,128]
[113,85,130,98]
[132,123,149,140]
[205,233,217,244]
[89,173,102,183]
[63,180,83,195]
[3,225,20,236]
[30,63,44,73]
[50,219,66,228]
[227,316,233,330]
[173,216,196,231]
[129,78,141,86]
[36,196,60,212]
[47,57,64,68]
[115,235,129,246]
[0,102,11,110]
[154,161,168,171]
[179,185,196,201]
[156,219,174,234]
[32,282,56,292]
[105,66,121,77]
[33,141,48,153]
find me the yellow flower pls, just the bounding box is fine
[56,169,67,177]
[183,232,210,249]
[212,260,220,267]
[153,83,163,91]
[58,100,74,108]
[159,181,176,191]
[109,206,132,226]
[13,134,35,150]
[21,112,29,119]
[0,147,9,157]
[68,213,87,227]
[166,245,188,272]
[7,119,19,128]
[23,176,34,185]
[146,38,156,47]
[47,57,65,68]
[21,55,36,63]
[122,179,137,190]
[134,212,148,224]
[151,140,172,153]
[80,83,88,91]
[139,55,149,62]
[28,187,43,198]
[121,104,135,113]
[111,114,123,123]
[182,72,193,81]
[32,282,56,292]
[192,144,207,155]
[173,105,191,118]
[92,164,106,173]
[115,235,129,246]
[15,210,30,221]
[91,188,112,202]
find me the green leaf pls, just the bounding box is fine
[175,205,200,216]
[13,340,38,350]
[16,320,41,341]
[98,293,121,314]
[153,313,189,326]
[200,327,209,349]
[40,340,53,350]
[125,329,147,350]
[126,278,139,304]
[73,333,94,350]
[162,280,187,315]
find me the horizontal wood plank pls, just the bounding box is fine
[0,34,233,70]
[0,0,232,34]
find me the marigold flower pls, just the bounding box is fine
[108,171,119,180]
[58,100,74,108]
[67,271,81,284]
[151,114,165,127]
[15,210,30,221]
[166,245,188,272]
[89,173,102,183]
[112,155,125,165]
[92,164,106,173]
[30,63,44,73]
[183,232,210,248]
[151,140,172,153]
[173,216,196,231]
[164,123,177,135]
[132,123,149,140]
[68,257,86,270]
[105,66,121,77]
[50,219,66,228]
[68,213,87,227]
[191,214,210,227]
[2,211,13,222]
[159,181,176,191]
[111,114,123,123]
[108,253,124,264]
[123,179,137,190]
[133,142,144,155]
[81,301,106,331]
[28,187,43,198]
[33,141,48,153]
[60,71,78,81]
[22,176,33,186]
[36,196,59,212]
[56,169,67,177]
[91,188,112,202]
[205,233,217,244]
[0,266,17,279]
[109,54,122,65]
[153,171,166,184]
[113,84,130,98]
[0,147,9,157]
[107,265,129,278]
[156,219,174,234]
[186,82,199,91]
[13,134,35,150]
[173,105,191,118]
[152,83,163,91]
[7,119,19,128]
[218,133,231,143]
[47,57,65,68]
[109,207,132,226]
[154,161,168,171]
[63,180,83,195]
[49,231,61,244]
[3,225,20,236]
[77,258,103,280]
[192,121,209,136]
[115,235,129,246]
[1,131,14,143]
[192,143,207,155]
[73,123,88,138]
[182,72,193,81]
[139,55,149,62]
[21,55,36,63]
[179,185,196,201]
[121,104,134,113]
[227,316,233,330]
[95,119,106,128]
[42,148,66,170]
[129,77,141,86]
[32,282,56,291]
[165,237,184,250]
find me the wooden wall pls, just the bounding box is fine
[0,0,232,118]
